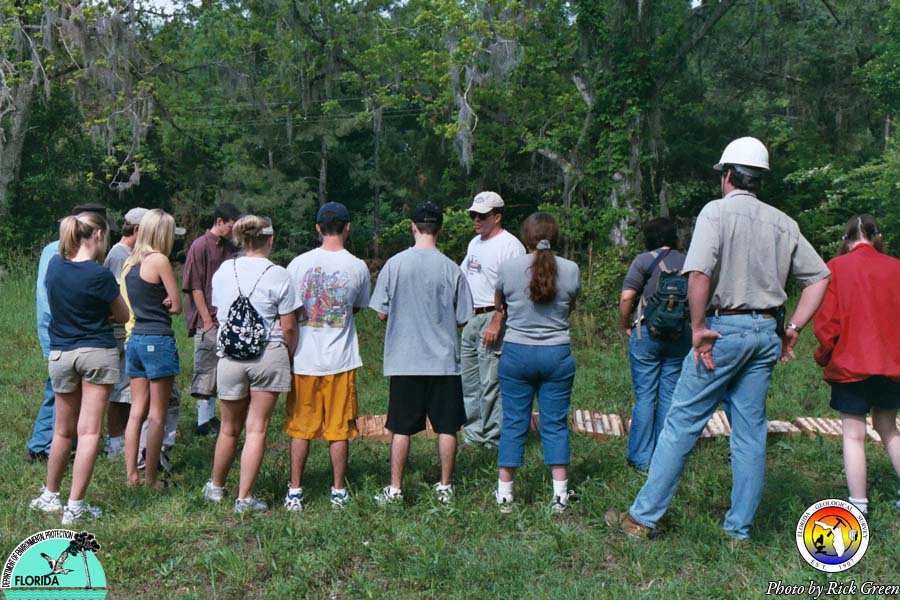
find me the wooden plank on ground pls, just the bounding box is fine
[356,414,391,442]
[700,411,731,438]
[767,420,801,437]
[571,409,624,439]
[794,416,842,439]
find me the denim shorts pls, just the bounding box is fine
[126,334,180,380]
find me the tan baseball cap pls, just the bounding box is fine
[124,207,186,235]
[466,191,504,214]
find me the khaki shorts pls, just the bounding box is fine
[285,370,359,441]
[48,347,120,394]
[191,326,219,398]
[216,342,291,401]
[109,337,131,404]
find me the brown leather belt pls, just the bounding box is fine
[707,308,775,319]
[474,306,496,315]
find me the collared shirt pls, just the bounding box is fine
[682,190,829,310]
[814,244,900,383]
[36,241,59,357]
[182,230,237,336]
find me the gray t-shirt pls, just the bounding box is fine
[369,247,474,376]
[496,254,581,346]
[103,242,131,341]
[622,248,687,305]
[683,190,829,309]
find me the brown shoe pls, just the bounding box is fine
[605,508,651,540]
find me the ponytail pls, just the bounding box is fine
[59,213,108,259]
[520,212,561,304]
[838,214,882,256]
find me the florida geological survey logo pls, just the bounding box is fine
[2,530,107,599]
[796,499,869,573]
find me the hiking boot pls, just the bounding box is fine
[61,503,102,525]
[605,508,650,540]
[496,493,514,514]
[235,497,268,514]
[373,486,403,506]
[433,483,453,505]
[30,487,62,513]
[284,487,304,512]
[330,488,350,510]
[202,480,224,503]
[550,490,576,514]
[195,417,220,437]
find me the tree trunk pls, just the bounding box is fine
[0,79,37,219]
[373,104,383,258]
[318,135,328,205]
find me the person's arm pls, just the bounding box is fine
[154,256,182,315]
[110,295,130,324]
[812,273,840,367]
[688,271,720,370]
[191,289,215,331]
[781,276,830,362]
[619,290,638,335]
[483,289,506,346]
[376,312,388,321]
[280,312,298,359]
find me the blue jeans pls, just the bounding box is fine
[497,342,576,467]
[629,314,781,539]
[26,376,55,454]
[126,334,180,380]
[627,324,691,469]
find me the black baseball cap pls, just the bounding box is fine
[316,202,351,224]
[412,202,443,225]
[71,203,119,233]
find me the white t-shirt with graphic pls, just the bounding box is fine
[460,230,526,308]
[286,248,371,376]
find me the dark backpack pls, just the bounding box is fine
[216,261,274,360]
[638,250,689,340]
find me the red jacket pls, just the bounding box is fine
[813,243,900,383]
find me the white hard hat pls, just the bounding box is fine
[714,137,770,171]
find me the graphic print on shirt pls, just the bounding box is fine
[465,255,483,275]
[299,267,352,328]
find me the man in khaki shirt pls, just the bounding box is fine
[607,137,830,541]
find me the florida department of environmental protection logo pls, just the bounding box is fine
[796,499,869,573]
[2,530,107,599]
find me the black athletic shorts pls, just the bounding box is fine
[830,376,900,415]
[386,375,466,435]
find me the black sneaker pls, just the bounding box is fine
[24,449,49,464]
[195,417,221,436]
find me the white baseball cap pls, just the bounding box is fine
[466,191,504,214]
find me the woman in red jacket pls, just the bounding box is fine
[814,215,900,514]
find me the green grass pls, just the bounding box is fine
[2,265,899,599]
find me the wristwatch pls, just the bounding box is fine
[787,322,802,333]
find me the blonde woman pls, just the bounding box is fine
[30,212,129,524]
[122,209,182,490]
[203,215,299,513]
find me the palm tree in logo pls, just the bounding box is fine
[65,531,101,589]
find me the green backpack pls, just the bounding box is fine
[637,249,689,340]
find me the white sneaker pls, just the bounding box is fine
[30,487,62,513]
[550,490,576,514]
[330,488,350,509]
[235,497,268,514]
[433,483,453,505]
[61,503,102,525]
[202,480,224,503]
[373,486,403,506]
[284,487,304,512]
[496,492,514,514]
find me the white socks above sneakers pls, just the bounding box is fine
[552,478,569,499]
[849,496,868,514]
[197,399,215,425]
[497,479,513,503]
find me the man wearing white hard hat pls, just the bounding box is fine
[607,137,831,540]
[103,208,184,474]
[459,191,525,448]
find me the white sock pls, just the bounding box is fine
[552,478,569,500]
[497,479,513,501]
[288,486,303,496]
[197,399,215,425]
[331,487,347,495]
[435,483,452,491]
[849,496,868,514]
[67,499,84,511]
[387,486,402,496]
[41,489,59,502]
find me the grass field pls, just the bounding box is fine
[1,261,899,599]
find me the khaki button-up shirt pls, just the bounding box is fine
[682,190,829,310]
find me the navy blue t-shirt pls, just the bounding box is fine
[46,255,119,350]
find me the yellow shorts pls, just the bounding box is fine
[284,370,359,441]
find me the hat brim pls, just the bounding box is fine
[174,227,186,236]
[466,204,494,214]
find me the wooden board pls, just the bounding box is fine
[767,420,801,436]
[794,416,842,439]
[571,409,625,439]
[356,414,391,442]
[861,416,900,443]
[700,411,731,438]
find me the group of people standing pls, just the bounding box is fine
[24,135,900,540]
[26,190,582,524]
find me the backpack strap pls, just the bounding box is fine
[233,258,274,298]
[635,248,672,340]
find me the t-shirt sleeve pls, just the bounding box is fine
[92,267,120,304]
[354,263,372,309]
[790,234,830,287]
[455,272,475,325]
[622,255,647,293]
[182,241,205,293]
[276,269,301,315]
[210,265,225,319]
[572,264,583,298]
[368,263,391,315]
[494,262,505,292]
[682,204,720,276]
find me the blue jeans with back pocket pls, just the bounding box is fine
[126,334,180,380]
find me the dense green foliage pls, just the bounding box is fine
[1,0,898,268]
